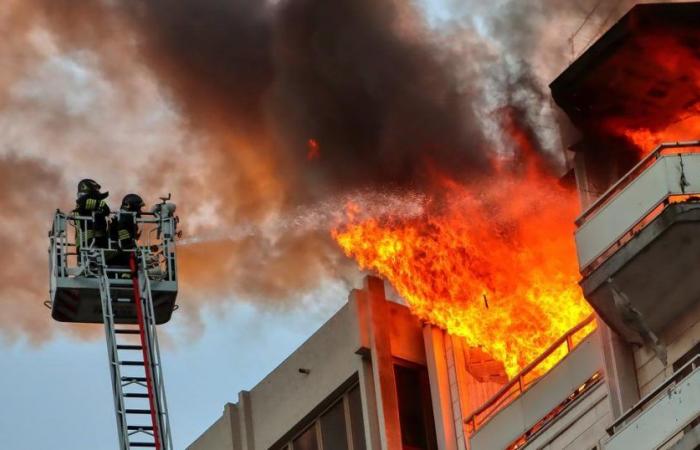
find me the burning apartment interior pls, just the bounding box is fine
[186,2,700,450]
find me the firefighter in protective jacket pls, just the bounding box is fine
[113,193,145,251]
[74,179,110,249]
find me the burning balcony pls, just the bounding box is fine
[459,315,602,450]
[550,2,700,348]
[574,143,700,346]
[551,2,700,161]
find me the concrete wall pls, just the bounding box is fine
[187,276,427,450]
[634,299,700,397]
[444,334,504,450]
[188,403,238,450]
[387,300,426,365]
[248,300,363,449]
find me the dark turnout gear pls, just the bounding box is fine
[112,211,139,250]
[74,181,110,249]
[112,194,144,251]
[110,194,145,274]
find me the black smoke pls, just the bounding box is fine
[1,0,664,340]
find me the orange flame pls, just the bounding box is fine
[332,172,593,378]
[619,114,700,157]
[603,34,700,157]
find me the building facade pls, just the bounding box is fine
[189,3,700,450]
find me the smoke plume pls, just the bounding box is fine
[0,0,670,341]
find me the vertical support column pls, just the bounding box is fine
[358,357,382,450]
[599,322,640,418]
[573,149,594,208]
[365,276,403,450]
[238,391,256,450]
[225,403,242,450]
[445,336,469,450]
[352,286,383,450]
[423,325,458,450]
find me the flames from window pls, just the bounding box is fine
[333,156,594,378]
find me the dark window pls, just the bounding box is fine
[293,425,318,450]
[280,383,365,450]
[320,400,348,450]
[394,365,438,450]
[348,385,367,450]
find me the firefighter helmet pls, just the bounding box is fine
[77,179,101,194]
[121,193,145,212]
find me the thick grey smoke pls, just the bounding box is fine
[0,155,69,343]
[0,0,669,341]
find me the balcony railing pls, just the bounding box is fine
[604,355,700,450]
[464,314,596,433]
[575,141,700,272]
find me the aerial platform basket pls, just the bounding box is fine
[48,204,179,325]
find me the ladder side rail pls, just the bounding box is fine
[157,218,176,448]
[98,251,130,450]
[129,252,164,450]
[100,267,129,450]
[138,250,174,449]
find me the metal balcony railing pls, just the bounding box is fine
[604,355,700,450]
[575,141,700,272]
[464,314,596,434]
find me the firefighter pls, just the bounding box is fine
[74,178,110,250]
[111,194,145,272]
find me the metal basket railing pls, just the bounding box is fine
[49,210,178,283]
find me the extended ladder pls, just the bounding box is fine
[97,250,173,450]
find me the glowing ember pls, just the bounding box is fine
[332,171,593,378]
[307,138,320,160]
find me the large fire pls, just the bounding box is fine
[332,168,593,379]
[621,114,700,156]
[603,34,700,158]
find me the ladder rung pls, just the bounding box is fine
[121,361,145,366]
[117,345,143,350]
[125,408,152,414]
[122,377,147,383]
[129,442,156,447]
[127,425,154,430]
[124,393,149,398]
[115,329,140,335]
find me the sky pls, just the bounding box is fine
[0,301,348,449]
[0,0,652,448]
